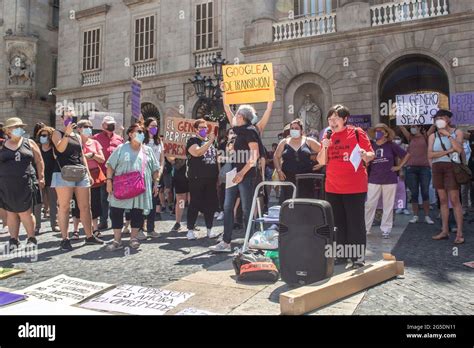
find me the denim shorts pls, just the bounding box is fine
[51,172,91,188]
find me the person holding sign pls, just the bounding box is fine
[365,124,410,239]
[185,119,220,241]
[428,109,465,245]
[317,105,375,268]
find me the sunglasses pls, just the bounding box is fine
[39,133,49,137]
[136,130,144,134]
[80,126,92,129]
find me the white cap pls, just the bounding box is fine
[102,116,116,125]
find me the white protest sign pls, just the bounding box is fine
[350,144,362,172]
[79,285,194,315]
[176,308,220,316]
[17,275,113,306]
[396,93,439,125]
[0,299,109,315]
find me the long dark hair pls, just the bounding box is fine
[144,117,160,146]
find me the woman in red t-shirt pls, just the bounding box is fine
[317,105,375,269]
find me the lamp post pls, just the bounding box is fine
[189,52,229,135]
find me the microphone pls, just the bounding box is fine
[326,130,333,140]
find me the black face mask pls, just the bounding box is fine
[106,124,115,132]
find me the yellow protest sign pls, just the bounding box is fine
[223,63,275,104]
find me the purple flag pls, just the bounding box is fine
[450,92,474,125]
[131,79,142,120]
[0,291,26,307]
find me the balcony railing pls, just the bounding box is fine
[371,0,449,26]
[194,49,222,69]
[133,60,157,78]
[273,13,336,42]
[81,70,101,86]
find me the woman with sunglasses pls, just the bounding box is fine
[274,118,321,203]
[37,126,60,233]
[106,123,161,251]
[0,117,45,249]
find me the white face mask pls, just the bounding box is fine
[290,129,301,139]
[394,140,402,145]
[436,119,447,129]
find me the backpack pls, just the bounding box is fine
[232,250,272,276]
[238,262,280,283]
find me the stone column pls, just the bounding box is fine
[243,0,276,47]
[16,0,30,34]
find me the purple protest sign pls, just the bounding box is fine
[348,115,372,130]
[131,79,142,120]
[450,92,474,125]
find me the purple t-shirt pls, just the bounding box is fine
[369,141,407,185]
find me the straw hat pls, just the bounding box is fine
[368,123,395,141]
[4,117,27,129]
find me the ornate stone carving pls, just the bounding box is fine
[5,37,37,88]
[298,94,323,132]
[98,97,109,110]
[153,88,166,103]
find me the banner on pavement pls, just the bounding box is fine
[79,285,194,315]
[17,275,113,306]
[450,91,474,125]
[223,63,275,105]
[163,117,218,159]
[396,93,439,125]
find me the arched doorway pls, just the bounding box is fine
[379,55,450,127]
[141,102,161,122]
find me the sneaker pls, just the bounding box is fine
[214,212,219,218]
[106,241,124,252]
[425,216,435,225]
[395,208,403,215]
[137,229,148,241]
[382,232,391,239]
[409,216,419,224]
[217,234,223,242]
[209,241,232,253]
[0,226,9,234]
[207,229,221,239]
[187,230,197,240]
[171,223,182,232]
[52,225,60,232]
[8,238,20,251]
[60,239,73,251]
[402,209,410,215]
[216,212,224,221]
[122,227,131,235]
[85,235,104,245]
[129,238,140,249]
[26,237,37,246]
[148,231,161,239]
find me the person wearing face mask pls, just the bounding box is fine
[365,124,410,239]
[428,109,465,245]
[37,126,60,233]
[399,125,436,224]
[0,117,45,250]
[185,119,220,240]
[69,120,106,239]
[93,116,124,231]
[51,108,103,251]
[105,123,161,251]
[143,117,163,238]
[317,105,375,268]
[274,119,321,203]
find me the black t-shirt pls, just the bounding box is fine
[53,131,83,170]
[186,136,218,179]
[40,147,59,187]
[232,125,260,178]
[0,138,35,178]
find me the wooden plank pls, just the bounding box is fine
[280,255,404,315]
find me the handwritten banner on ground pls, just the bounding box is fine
[17,275,113,306]
[163,117,218,159]
[0,299,110,315]
[79,285,194,315]
[89,112,124,131]
[176,308,219,315]
[450,92,474,125]
[131,79,142,120]
[223,63,275,104]
[348,115,372,130]
[396,93,439,125]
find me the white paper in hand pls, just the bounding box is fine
[350,144,362,172]
[226,168,238,189]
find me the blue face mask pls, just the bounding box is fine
[40,136,49,144]
[135,132,145,144]
[82,128,93,137]
[375,131,384,140]
[251,115,259,125]
[11,128,25,138]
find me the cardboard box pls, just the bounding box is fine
[280,254,404,315]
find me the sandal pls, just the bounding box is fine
[93,230,102,238]
[432,232,449,240]
[454,236,465,245]
[129,238,140,249]
[72,231,80,240]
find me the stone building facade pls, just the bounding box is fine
[0,0,59,133]
[56,0,474,145]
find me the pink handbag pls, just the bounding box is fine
[113,146,147,200]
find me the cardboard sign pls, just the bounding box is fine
[450,92,474,125]
[0,267,24,280]
[131,79,142,120]
[223,63,275,104]
[80,285,194,315]
[88,112,124,131]
[348,115,371,130]
[163,117,218,159]
[396,93,439,125]
[17,275,113,306]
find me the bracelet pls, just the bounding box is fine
[106,178,113,182]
